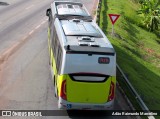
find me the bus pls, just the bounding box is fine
[46,1,116,110]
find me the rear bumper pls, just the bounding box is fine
[58,97,114,110]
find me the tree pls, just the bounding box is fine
[138,0,160,31]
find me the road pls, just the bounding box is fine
[0,0,135,119]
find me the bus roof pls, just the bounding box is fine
[51,1,115,54]
[61,20,102,38]
[52,1,90,17]
[56,18,115,54]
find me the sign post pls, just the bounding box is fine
[108,14,120,35]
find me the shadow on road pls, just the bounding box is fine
[0,2,9,6]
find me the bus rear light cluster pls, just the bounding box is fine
[60,80,67,100]
[108,81,115,101]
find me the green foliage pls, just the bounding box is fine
[138,0,160,31]
[100,0,160,111]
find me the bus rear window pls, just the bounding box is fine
[69,73,110,82]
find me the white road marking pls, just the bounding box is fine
[27,17,47,36]
[25,5,34,10]
[22,36,28,40]
[40,20,46,25]
[29,30,34,35]
[35,25,41,29]
[0,18,47,64]
[35,19,47,30]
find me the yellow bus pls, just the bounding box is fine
[46,1,116,110]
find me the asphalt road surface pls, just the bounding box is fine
[0,0,136,119]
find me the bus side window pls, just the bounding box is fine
[54,34,58,57]
[51,27,62,74]
[51,25,55,44]
[49,11,52,28]
[51,25,56,67]
[49,14,54,60]
[51,26,57,56]
[57,45,62,74]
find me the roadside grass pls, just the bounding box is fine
[100,0,160,110]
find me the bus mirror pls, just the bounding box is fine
[46,8,51,16]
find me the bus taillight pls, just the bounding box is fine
[60,80,67,100]
[108,81,115,101]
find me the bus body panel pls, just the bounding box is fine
[55,53,116,105]
[58,97,115,110]
[66,75,111,103]
[56,75,116,109]
[56,75,116,103]
[63,54,116,76]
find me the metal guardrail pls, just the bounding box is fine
[117,64,155,119]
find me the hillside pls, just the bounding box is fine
[100,0,160,110]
